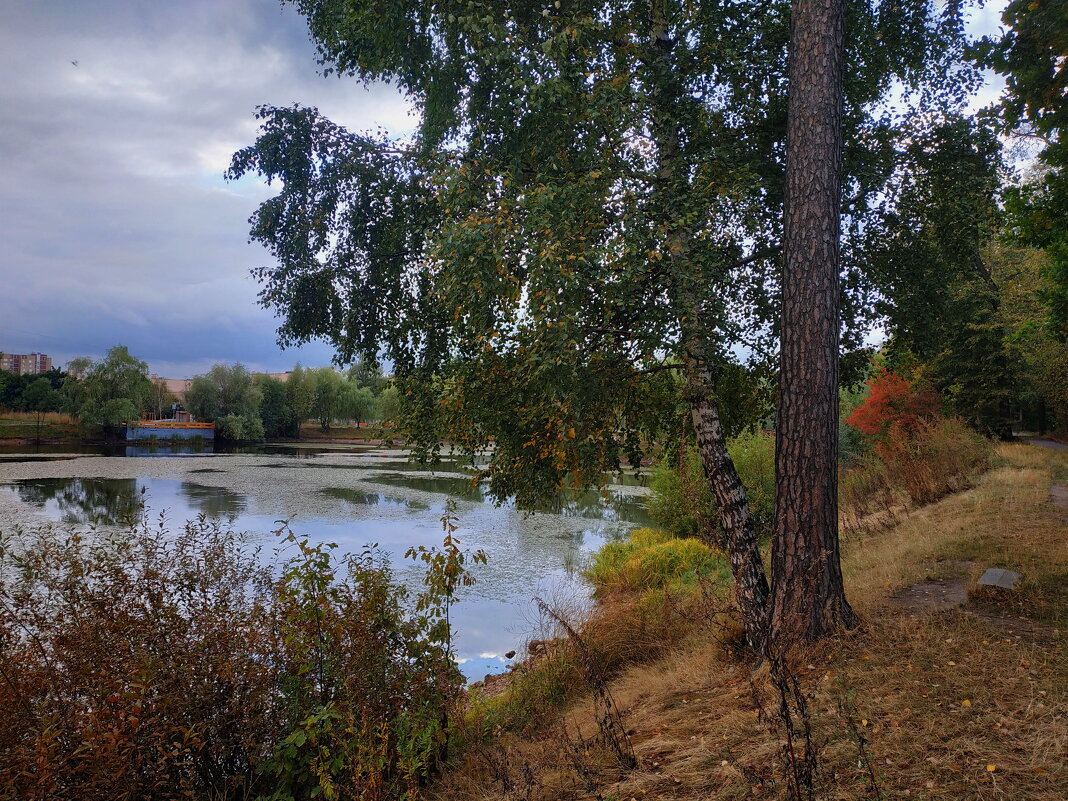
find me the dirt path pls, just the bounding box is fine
[1023,436,1068,451]
[1051,482,1068,516]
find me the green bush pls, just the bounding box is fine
[584,527,729,595]
[241,413,265,441]
[216,413,245,440]
[647,429,775,543]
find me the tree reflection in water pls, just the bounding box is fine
[10,478,248,525]
[179,482,247,519]
[13,478,141,526]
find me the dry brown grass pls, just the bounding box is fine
[436,443,1067,800]
[0,410,83,441]
[0,410,75,424]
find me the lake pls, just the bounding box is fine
[0,444,651,681]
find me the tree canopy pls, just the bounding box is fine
[67,346,152,433]
[982,0,1068,340]
[230,0,975,510]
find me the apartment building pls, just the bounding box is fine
[1,352,53,375]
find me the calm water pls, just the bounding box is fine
[0,446,650,681]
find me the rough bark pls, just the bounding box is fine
[770,0,857,643]
[648,9,770,650]
[686,355,770,650]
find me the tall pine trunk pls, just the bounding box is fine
[770,0,857,642]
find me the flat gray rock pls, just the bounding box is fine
[977,568,1022,590]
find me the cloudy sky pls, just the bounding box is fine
[0,0,414,377]
[1,1,1006,378]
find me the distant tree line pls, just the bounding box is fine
[184,361,400,440]
[1,345,402,441]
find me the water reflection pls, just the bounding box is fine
[367,472,652,526]
[180,482,247,518]
[321,487,429,511]
[6,478,247,525]
[10,477,142,526]
[370,472,485,498]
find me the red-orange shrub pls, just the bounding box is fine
[846,368,941,448]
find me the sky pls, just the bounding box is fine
[0,0,414,377]
[1,1,1008,378]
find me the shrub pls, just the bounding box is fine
[0,515,470,801]
[839,416,995,530]
[875,417,993,505]
[241,413,265,441]
[845,367,941,448]
[263,530,465,801]
[584,527,729,595]
[0,520,278,801]
[647,448,714,540]
[647,430,775,543]
[216,413,245,440]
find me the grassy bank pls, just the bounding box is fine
[0,410,85,442]
[288,421,395,443]
[437,443,1067,800]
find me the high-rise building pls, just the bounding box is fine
[0,352,53,375]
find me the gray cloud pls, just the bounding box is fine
[0,0,413,377]
[0,1,1009,377]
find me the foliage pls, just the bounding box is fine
[339,382,377,426]
[19,378,65,440]
[584,528,729,595]
[406,501,487,654]
[263,523,473,801]
[216,414,245,440]
[845,367,941,447]
[648,430,775,543]
[285,364,315,435]
[21,377,64,415]
[214,413,264,441]
[186,363,262,423]
[0,515,475,801]
[990,245,1068,432]
[839,416,994,528]
[228,0,974,508]
[148,378,179,418]
[0,368,66,412]
[308,367,345,432]
[66,346,152,434]
[838,380,872,468]
[980,0,1068,339]
[863,115,1017,436]
[347,359,388,394]
[376,384,402,423]
[243,414,266,441]
[0,519,279,801]
[257,374,298,438]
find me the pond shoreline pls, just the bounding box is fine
[0,445,650,681]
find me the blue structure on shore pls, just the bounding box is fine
[126,409,215,441]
